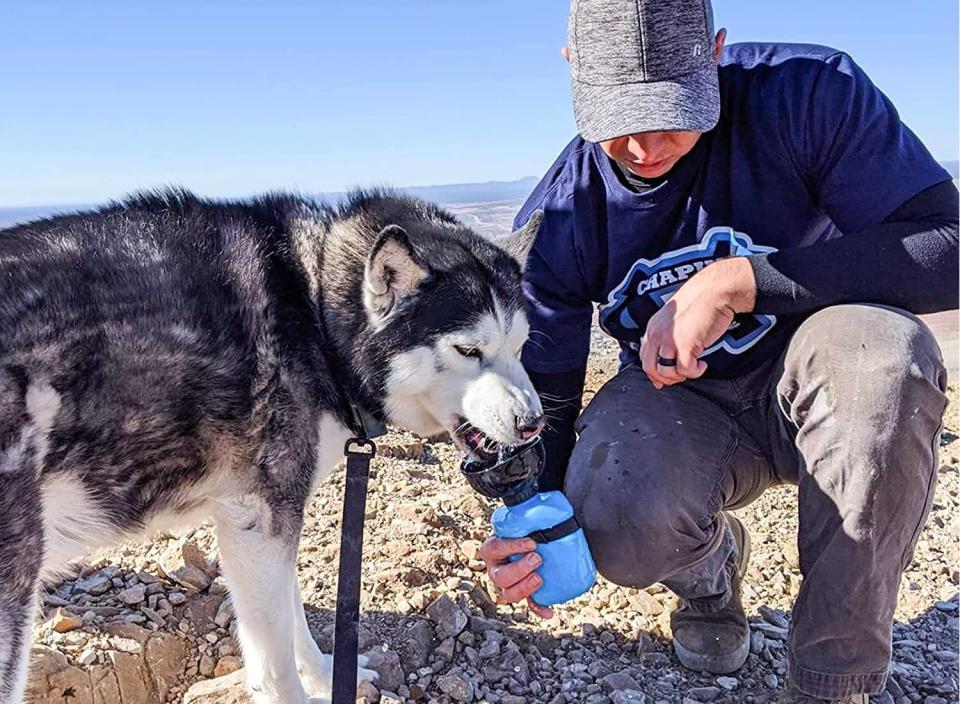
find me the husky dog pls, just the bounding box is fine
[0,189,544,704]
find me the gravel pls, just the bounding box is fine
[28,338,960,703]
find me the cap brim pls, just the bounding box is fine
[572,62,720,142]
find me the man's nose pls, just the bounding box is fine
[628,133,665,159]
[516,412,545,440]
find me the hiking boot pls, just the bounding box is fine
[670,511,751,674]
[778,678,869,703]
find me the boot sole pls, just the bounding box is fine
[673,635,750,674]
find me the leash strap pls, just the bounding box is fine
[331,437,376,704]
[525,515,581,544]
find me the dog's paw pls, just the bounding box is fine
[300,653,378,699]
[357,653,379,685]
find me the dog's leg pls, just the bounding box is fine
[0,467,42,704]
[215,495,310,704]
[292,585,378,699]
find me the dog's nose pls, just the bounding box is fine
[516,413,545,440]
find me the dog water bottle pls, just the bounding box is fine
[460,439,596,606]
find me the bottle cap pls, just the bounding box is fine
[459,437,545,505]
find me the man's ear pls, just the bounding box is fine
[363,225,428,325]
[714,28,727,62]
[501,210,543,269]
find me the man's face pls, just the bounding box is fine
[598,131,702,180]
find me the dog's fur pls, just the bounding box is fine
[0,189,542,704]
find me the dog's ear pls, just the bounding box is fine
[501,210,543,269]
[363,225,428,324]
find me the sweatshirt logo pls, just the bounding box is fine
[599,227,778,356]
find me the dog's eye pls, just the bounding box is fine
[455,345,483,360]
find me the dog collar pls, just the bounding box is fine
[351,403,387,440]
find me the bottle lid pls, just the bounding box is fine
[459,437,545,505]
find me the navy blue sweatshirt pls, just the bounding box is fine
[515,43,959,490]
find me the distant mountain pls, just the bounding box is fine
[344,177,539,206]
[0,204,97,229]
[0,178,540,229]
[3,163,957,230]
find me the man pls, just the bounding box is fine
[479,1,959,702]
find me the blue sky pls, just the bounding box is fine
[1,0,957,207]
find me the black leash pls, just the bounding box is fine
[331,437,375,704]
[331,408,384,704]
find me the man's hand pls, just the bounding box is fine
[641,257,757,388]
[479,536,554,619]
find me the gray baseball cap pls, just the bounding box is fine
[568,0,720,142]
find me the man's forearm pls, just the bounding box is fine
[747,179,959,316]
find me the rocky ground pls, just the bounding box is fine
[28,341,959,704]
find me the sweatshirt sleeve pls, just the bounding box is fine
[750,179,958,315]
[516,201,595,375]
[526,365,587,493]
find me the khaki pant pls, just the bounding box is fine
[566,305,948,699]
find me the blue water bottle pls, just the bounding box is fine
[460,438,596,606]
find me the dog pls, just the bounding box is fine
[0,188,544,704]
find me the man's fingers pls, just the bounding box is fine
[527,598,554,619]
[497,572,542,604]
[480,536,537,565]
[640,336,665,389]
[677,349,708,379]
[489,552,542,590]
[653,341,686,384]
[641,336,680,388]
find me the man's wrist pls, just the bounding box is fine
[700,257,757,314]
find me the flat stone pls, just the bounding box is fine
[435,637,456,661]
[215,655,243,678]
[364,649,404,693]
[145,631,186,701]
[183,669,251,703]
[758,605,790,629]
[119,585,146,605]
[107,650,150,704]
[716,676,739,690]
[90,664,122,704]
[601,671,642,693]
[398,619,435,672]
[686,686,722,701]
[356,679,381,703]
[158,540,215,591]
[436,671,474,702]
[611,691,647,704]
[48,666,93,704]
[75,573,113,596]
[426,595,468,638]
[629,590,665,616]
[50,608,84,633]
[214,599,234,628]
[753,622,788,640]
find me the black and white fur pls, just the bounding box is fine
[0,189,543,704]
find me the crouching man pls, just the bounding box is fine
[481,1,959,702]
